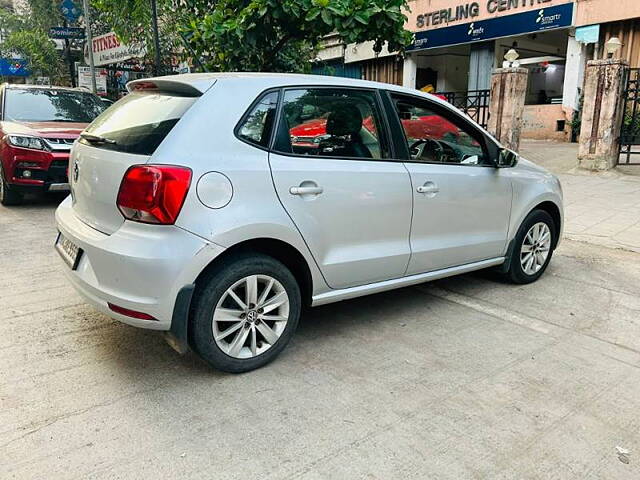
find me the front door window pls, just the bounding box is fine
[393,98,487,166]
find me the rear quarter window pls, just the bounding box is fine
[236,91,279,148]
[81,91,197,155]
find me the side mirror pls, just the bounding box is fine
[497,148,518,168]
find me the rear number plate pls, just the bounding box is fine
[55,232,82,270]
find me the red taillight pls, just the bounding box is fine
[130,81,158,91]
[117,165,192,225]
[108,302,157,320]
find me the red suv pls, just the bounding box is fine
[0,84,105,205]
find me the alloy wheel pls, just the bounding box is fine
[212,274,290,359]
[520,222,552,275]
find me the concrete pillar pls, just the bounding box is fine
[577,59,628,171]
[487,67,528,152]
[402,54,417,90]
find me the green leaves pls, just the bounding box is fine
[96,0,411,74]
[305,9,321,21]
[0,6,62,81]
[320,9,332,25]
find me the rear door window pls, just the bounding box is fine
[274,88,389,160]
[80,91,197,155]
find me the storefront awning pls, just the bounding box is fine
[408,2,574,51]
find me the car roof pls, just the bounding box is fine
[128,72,451,106]
[126,72,498,144]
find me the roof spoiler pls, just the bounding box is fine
[126,78,212,97]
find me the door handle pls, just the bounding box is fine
[416,182,439,195]
[290,185,323,196]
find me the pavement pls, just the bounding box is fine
[2,146,640,479]
[520,140,640,253]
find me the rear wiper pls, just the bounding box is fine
[80,133,116,144]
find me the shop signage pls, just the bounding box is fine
[77,66,108,95]
[575,25,600,44]
[49,26,85,40]
[60,0,81,22]
[84,32,146,67]
[409,2,573,51]
[0,58,30,76]
[416,0,556,28]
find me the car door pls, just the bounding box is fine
[386,92,512,275]
[268,87,413,289]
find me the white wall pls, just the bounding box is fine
[413,53,469,92]
[562,35,587,113]
[403,54,418,89]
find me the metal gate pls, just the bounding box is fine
[619,68,640,165]
[441,90,490,129]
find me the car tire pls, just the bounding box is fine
[0,168,23,206]
[504,209,556,284]
[190,253,301,373]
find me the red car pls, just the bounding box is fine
[0,84,105,205]
[289,111,461,151]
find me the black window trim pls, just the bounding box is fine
[269,84,402,163]
[384,90,499,168]
[233,87,282,152]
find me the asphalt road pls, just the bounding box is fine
[2,194,640,479]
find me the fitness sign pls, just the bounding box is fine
[84,32,146,67]
[410,2,573,50]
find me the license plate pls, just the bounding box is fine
[55,232,82,270]
[49,183,70,192]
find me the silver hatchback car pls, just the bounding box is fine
[55,73,563,372]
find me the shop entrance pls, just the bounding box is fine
[412,45,490,128]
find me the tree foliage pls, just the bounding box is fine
[182,0,412,72]
[0,5,63,80]
[92,0,181,72]
[93,0,412,73]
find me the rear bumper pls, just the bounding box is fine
[55,196,224,330]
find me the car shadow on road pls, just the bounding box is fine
[93,269,499,381]
[1,192,68,209]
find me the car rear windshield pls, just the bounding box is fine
[81,91,197,155]
[4,88,106,123]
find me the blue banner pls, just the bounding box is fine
[0,59,30,77]
[409,2,574,51]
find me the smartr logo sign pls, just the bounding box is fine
[467,22,485,37]
[536,9,562,26]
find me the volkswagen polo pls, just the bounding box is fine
[55,73,563,372]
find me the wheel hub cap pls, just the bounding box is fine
[520,222,552,276]
[212,274,290,359]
